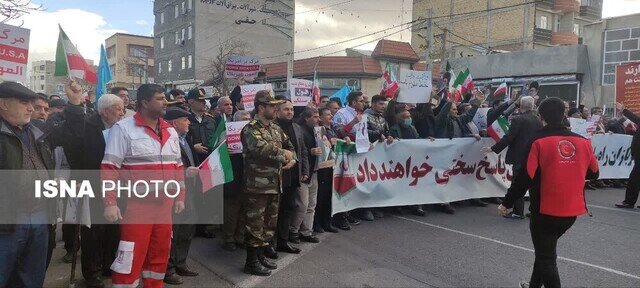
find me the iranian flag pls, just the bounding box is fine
[312,71,321,105]
[54,26,97,83]
[462,70,474,94]
[381,62,399,99]
[199,141,234,191]
[487,116,509,142]
[493,82,508,101]
[451,68,472,102]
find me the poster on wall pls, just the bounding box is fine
[616,62,640,114]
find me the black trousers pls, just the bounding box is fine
[623,162,640,205]
[81,224,119,280]
[62,224,79,253]
[167,224,195,275]
[314,168,333,228]
[275,185,299,243]
[528,213,576,288]
[509,163,526,216]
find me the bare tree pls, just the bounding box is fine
[0,0,42,25]
[204,39,250,94]
[119,55,153,88]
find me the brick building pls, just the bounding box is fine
[105,33,155,91]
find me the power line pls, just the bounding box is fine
[414,1,535,29]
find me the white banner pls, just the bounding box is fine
[314,126,335,169]
[290,78,313,106]
[569,116,600,138]
[225,55,260,79]
[240,84,273,112]
[332,138,511,214]
[591,134,634,179]
[225,120,250,154]
[472,108,490,131]
[0,23,30,83]
[397,69,432,103]
[354,114,370,153]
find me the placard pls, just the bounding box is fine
[0,23,30,83]
[225,120,250,154]
[225,55,260,79]
[240,83,273,112]
[289,78,313,106]
[397,69,432,103]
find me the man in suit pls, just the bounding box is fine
[163,107,200,285]
[483,96,543,218]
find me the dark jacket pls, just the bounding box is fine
[487,101,512,126]
[434,101,478,139]
[230,85,242,114]
[175,135,199,223]
[505,124,599,217]
[187,111,217,165]
[276,119,310,188]
[364,108,389,142]
[0,119,55,233]
[623,109,640,160]
[389,123,420,140]
[491,110,543,166]
[411,104,435,138]
[299,123,318,178]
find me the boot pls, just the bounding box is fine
[257,247,278,270]
[263,245,279,259]
[244,247,271,276]
[276,241,301,254]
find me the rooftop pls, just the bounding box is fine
[263,56,383,80]
[371,39,420,63]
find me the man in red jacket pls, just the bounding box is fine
[102,84,185,288]
[498,97,599,288]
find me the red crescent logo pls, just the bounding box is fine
[558,140,576,159]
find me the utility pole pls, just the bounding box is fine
[441,28,448,66]
[425,9,433,71]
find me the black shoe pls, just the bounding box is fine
[257,247,278,270]
[164,273,184,285]
[323,224,339,233]
[275,242,301,254]
[176,267,199,277]
[411,208,426,217]
[313,226,325,234]
[263,245,279,259]
[84,276,104,288]
[62,251,74,263]
[222,242,237,252]
[615,202,635,209]
[244,247,271,276]
[503,212,525,220]
[439,204,455,214]
[372,209,385,218]
[333,219,351,230]
[289,233,301,244]
[357,209,375,221]
[300,235,320,243]
[346,214,361,225]
[585,183,596,190]
[470,199,489,207]
[525,212,531,218]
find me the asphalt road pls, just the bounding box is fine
[45,187,640,287]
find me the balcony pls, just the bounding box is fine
[551,32,579,45]
[536,0,554,9]
[554,0,580,13]
[580,5,602,19]
[534,27,553,43]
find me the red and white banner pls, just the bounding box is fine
[240,83,273,112]
[225,55,260,79]
[615,62,640,114]
[289,78,313,106]
[0,23,29,83]
[225,120,249,154]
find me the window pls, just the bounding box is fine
[128,64,145,77]
[128,45,150,58]
[160,12,165,24]
[188,0,192,11]
[158,62,162,74]
[175,5,179,18]
[106,46,115,58]
[40,84,44,90]
[188,26,192,40]
[573,23,580,35]
[39,65,45,71]
[175,31,179,44]
[181,28,185,41]
[160,36,164,49]
[40,75,44,80]
[188,55,192,68]
[181,57,186,70]
[168,60,172,72]
[181,1,186,14]
[540,16,548,30]
[110,64,116,79]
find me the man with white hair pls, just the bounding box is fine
[482,96,543,219]
[54,84,125,288]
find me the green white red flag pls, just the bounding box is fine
[487,116,509,142]
[54,25,97,83]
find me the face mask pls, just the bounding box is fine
[403,118,412,126]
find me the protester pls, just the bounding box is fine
[483,96,542,219]
[164,107,200,285]
[614,102,640,209]
[333,91,366,140]
[275,100,310,249]
[314,107,340,233]
[389,110,427,216]
[292,107,323,238]
[327,99,341,116]
[167,89,187,110]
[221,110,251,252]
[33,93,50,121]
[101,84,185,288]
[110,87,135,117]
[411,102,436,139]
[0,82,56,288]
[241,91,296,276]
[320,95,330,107]
[499,97,599,288]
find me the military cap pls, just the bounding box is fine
[0,81,38,101]
[49,99,67,108]
[255,90,283,105]
[186,87,211,100]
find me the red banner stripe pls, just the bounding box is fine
[0,44,28,64]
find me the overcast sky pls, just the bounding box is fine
[12,0,640,64]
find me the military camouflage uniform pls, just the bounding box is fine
[242,117,297,248]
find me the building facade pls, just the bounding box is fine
[105,33,155,90]
[411,0,602,61]
[153,0,293,91]
[29,60,67,96]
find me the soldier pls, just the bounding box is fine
[241,90,297,276]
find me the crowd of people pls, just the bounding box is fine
[0,74,638,288]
